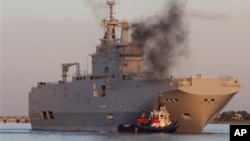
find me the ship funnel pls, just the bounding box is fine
[120,20,129,45]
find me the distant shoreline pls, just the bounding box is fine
[0,116,30,123]
[210,120,250,124]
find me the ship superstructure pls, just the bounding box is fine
[29,1,241,133]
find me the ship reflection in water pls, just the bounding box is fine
[28,0,241,133]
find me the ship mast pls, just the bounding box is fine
[100,0,119,45]
[107,0,115,21]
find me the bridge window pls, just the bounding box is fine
[48,111,54,120]
[106,114,114,120]
[40,111,47,120]
[93,90,98,97]
[101,85,106,97]
[100,105,107,108]
[122,75,128,80]
[40,111,54,120]
[93,83,97,97]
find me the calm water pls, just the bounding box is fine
[0,123,229,141]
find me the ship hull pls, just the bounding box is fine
[31,112,140,132]
[29,92,236,133]
[29,79,166,132]
[29,76,240,133]
[162,90,237,133]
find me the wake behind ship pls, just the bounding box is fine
[29,1,241,133]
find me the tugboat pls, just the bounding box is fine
[118,94,179,133]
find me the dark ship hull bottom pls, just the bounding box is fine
[31,112,143,132]
[118,123,179,133]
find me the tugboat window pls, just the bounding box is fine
[160,115,164,119]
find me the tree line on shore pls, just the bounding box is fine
[213,110,250,122]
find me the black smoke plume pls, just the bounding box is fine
[131,0,189,78]
[83,0,106,21]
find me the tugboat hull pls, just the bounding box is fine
[118,123,179,133]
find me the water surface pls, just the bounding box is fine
[0,123,230,141]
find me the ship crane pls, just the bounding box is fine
[62,63,80,83]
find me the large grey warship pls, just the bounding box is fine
[29,1,241,133]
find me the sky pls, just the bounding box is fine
[0,0,250,116]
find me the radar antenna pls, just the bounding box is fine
[107,0,115,21]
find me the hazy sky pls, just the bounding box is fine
[1,0,250,116]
